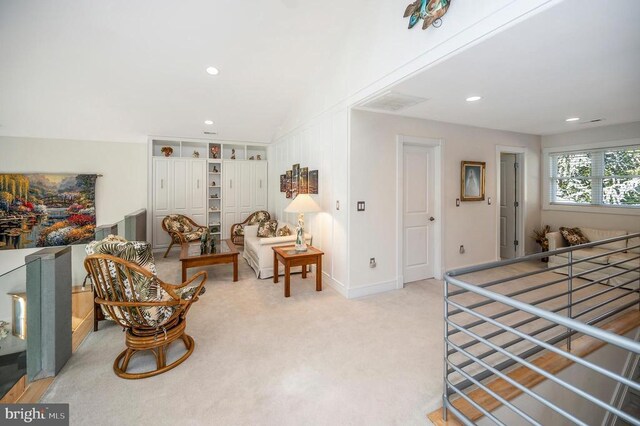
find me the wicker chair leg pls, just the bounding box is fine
[163,241,174,258]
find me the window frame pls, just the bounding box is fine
[542,138,640,215]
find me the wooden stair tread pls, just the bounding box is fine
[428,310,640,424]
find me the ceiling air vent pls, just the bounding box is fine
[581,118,604,124]
[359,91,428,112]
[203,131,218,135]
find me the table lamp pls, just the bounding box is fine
[284,194,321,252]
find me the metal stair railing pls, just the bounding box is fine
[442,232,640,425]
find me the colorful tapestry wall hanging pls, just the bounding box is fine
[0,174,98,250]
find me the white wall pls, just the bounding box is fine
[541,122,640,232]
[349,110,541,290]
[0,136,147,278]
[269,105,350,296]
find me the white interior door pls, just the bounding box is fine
[500,153,517,259]
[172,159,188,214]
[152,158,171,247]
[238,161,253,221]
[189,159,207,225]
[403,145,435,283]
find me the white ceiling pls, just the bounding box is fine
[0,0,365,143]
[360,0,640,136]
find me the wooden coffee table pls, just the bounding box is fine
[180,239,239,282]
[273,245,324,297]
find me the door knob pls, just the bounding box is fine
[429,217,435,222]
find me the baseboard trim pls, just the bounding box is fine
[323,271,347,298]
[347,279,399,299]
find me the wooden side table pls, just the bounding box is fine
[273,245,324,297]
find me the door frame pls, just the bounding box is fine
[396,135,443,287]
[495,145,526,260]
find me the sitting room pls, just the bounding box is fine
[1,0,639,425]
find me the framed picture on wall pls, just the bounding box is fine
[285,170,292,191]
[309,170,318,194]
[280,174,286,192]
[460,161,486,201]
[292,164,299,193]
[299,167,309,194]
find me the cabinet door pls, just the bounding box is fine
[153,158,171,213]
[253,162,268,211]
[153,215,171,247]
[223,161,237,211]
[239,161,253,220]
[173,159,189,214]
[189,159,206,212]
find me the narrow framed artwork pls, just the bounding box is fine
[280,174,286,192]
[285,170,292,191]
[299,167,309,194]
[292,164,299,193]
[309,170,318,194]
[460,161,486,201]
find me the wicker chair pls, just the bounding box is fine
[161,214,207,258]
[230,210,270,246]
[84,237,206,379]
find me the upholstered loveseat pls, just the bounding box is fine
[547,227,639,287]
[243,222,312,279]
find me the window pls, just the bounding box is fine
[548,144,640,207]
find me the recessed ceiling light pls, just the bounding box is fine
[566,117,580,122]
[204,120,214,125]
[466,96,482,102]
[206,66,219,75]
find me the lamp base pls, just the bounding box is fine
[295,213,306,252]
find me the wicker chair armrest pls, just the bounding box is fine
[95,297,180,308]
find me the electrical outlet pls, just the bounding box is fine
[369,257,376,268]
[336,200,340,210]
[357,201,365,211]
[459,245,465,254]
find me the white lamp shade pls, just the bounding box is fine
[284,194,321,213]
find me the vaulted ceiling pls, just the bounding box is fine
[0,0,366,143]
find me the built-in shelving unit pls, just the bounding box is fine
[148,137,268,248]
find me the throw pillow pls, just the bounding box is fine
[257,220,278,238]
[276,225,292,237]
[559,227,590,246]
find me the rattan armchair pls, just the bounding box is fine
[230,210,270,246]
[161,214,207,258]
[84,248,206,379]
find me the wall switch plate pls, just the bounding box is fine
[459,245,465,254]
[369,257,376,268]
[357,201,365,211]
[456,198,460,207]
[336,200,340,210]
[488,197,492,205]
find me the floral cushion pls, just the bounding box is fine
[233,226,245,236]
[86,235,203,327]
[163,214,194,234]
[184,230,204,241]
[559,227,590,246]
[257,220,278,238]
[248,211,270,225]
[276,225,292,237]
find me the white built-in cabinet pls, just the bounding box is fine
[151,157,207,247]
[149,138,268,248]
[222,160,268,239]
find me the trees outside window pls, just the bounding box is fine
[549,145,640,207]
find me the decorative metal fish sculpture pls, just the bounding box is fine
[404,0,451,30]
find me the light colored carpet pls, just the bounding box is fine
[42,253,445,426]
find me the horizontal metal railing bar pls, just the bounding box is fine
[448,276,570,319]
[445,378,507,426]
[445,274,640,354]
[449,245,635,297]
[446,337,586,426]
[0,257,42,278]
[447,232,640,278]
[452,268,639,345]
[448,300,637,381]
[571,265,640,295]
[447,301,640,393]
[447,359,541,425]
[444,403,476,426]
[573,296,639,323]
[446,316,640,426]
[571,278,639,312]
[448,285,573,337]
